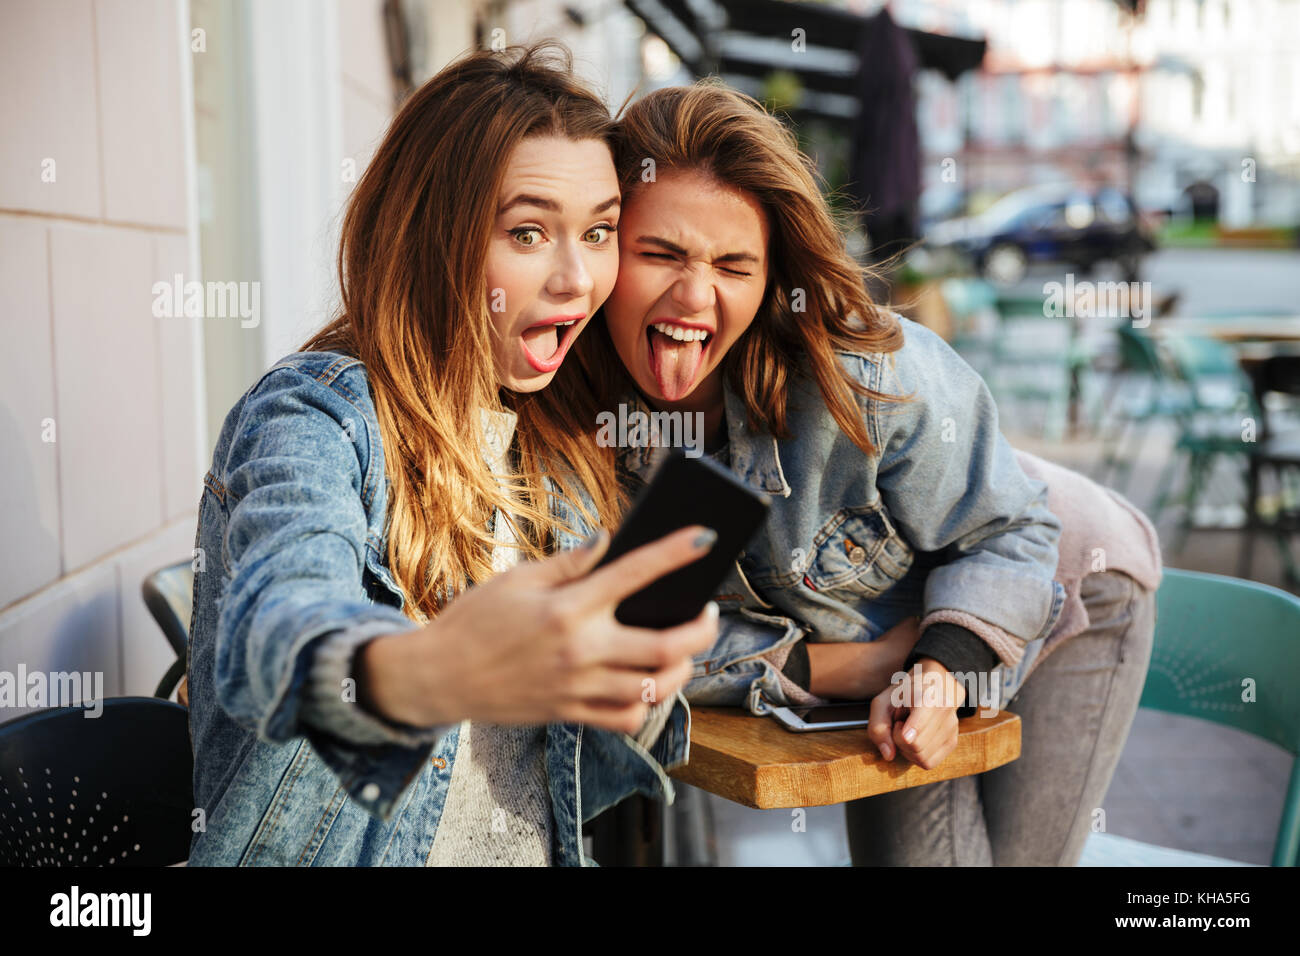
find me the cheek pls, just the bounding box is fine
[589,252,620,309]
[605,267,653,342]
[483,248,525,334]
[721,285,765,344]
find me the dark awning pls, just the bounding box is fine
[625,0,986,127]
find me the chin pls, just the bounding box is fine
[503,370,556,394]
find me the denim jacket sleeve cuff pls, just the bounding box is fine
[683,608,818,714]
[920,578,1066,668]
[759,643,825,707]
[306,732,441,821]
[297,619,455,750]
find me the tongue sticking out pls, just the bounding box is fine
[522,325,560,361]
[648,329,705,401]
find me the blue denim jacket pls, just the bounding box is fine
[616,317,1066,713]
[187,350,690,866]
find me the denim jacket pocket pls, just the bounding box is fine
[804,503,914,599]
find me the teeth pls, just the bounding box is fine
[555,320,576,327]
[651,322,709,342]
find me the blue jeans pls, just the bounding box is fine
[844,570,1156,866]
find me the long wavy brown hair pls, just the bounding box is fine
[300,42,623,623]
[568,80,909,458]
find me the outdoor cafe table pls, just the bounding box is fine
[588,707,1022,864]
[670,707,1022,809]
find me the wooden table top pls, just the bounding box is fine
[670,707,1022,809]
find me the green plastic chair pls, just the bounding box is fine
[1151,336,1263,551]
[1100,568,1300,866]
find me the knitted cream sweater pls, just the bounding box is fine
[425,408,552,866]
[424,409,675,865]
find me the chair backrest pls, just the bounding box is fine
[0,698,194,866]
[1115,324,1166,378]
[1143,568,1300,865]
[1161,334,1261,419]
[141,559,195,657]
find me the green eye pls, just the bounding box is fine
[584,224,616,244]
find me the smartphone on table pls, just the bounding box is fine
[768,702,874,732]
[592,450,770,629]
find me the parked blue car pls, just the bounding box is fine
[924,185,1156,286]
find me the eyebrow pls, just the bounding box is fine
[637,235,761,265]
[498,194,621,215]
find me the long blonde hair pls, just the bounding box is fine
[570,80,908,458]
[300,42,623,622]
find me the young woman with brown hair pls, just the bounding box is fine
[185,44,717,867]
[566,81,1159,866]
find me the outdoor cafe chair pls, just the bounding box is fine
[142,559,194,701]
[1082,568,1300,867]
[0,698,194,866]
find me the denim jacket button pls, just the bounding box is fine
[848,546,867,566]
[360,782,381,802]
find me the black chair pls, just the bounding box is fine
[141,559,194,700]
[0,698,194,866]
[1240,355,1300,585]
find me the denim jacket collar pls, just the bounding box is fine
[616,381,792,498]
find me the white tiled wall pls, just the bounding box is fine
[0,0,474,720]
[0,0,103,218]
[49,224,164,572]
[95,0,190,229]
[0,0,202,712]
[0,218,61,608]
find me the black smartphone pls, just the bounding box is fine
[593,450,770,628]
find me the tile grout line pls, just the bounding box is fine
[90,0,107,221]
[45,225,66,582]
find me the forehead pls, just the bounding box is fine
[625,170,768,254]
[498,135,618,204]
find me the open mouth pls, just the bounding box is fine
[520,317,582,373]
[645,321,713,401]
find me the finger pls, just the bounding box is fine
[899,698,952,754]
[565,524,717,613]
[525,529,611,586]
[564,700,650,737]
[567,657,693,708]
[867,688,898,759]
[892,719,922,765]
[596,603,719,671]
[898,709,957,768]
[640,657,695,704]
[916,725,960,771]
[897,702,935,749]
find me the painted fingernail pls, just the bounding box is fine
[693,528,718,550]
[903,726,917,744]
[705,600,719,622]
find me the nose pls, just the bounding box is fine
[545,238,595,301]
[670,264,715,316]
